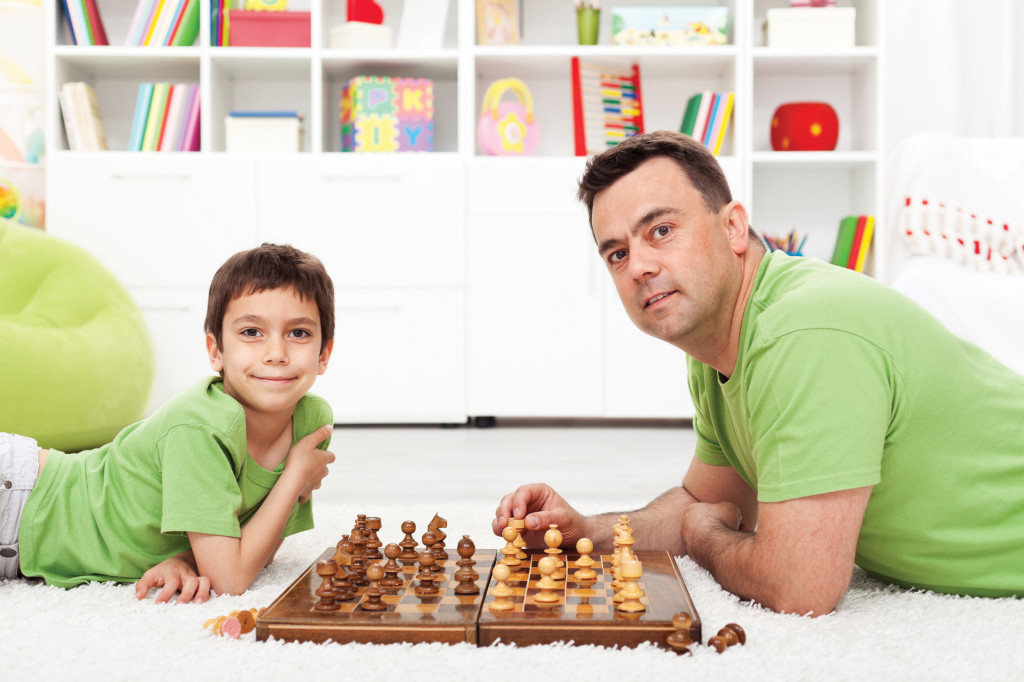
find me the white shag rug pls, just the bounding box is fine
[3,500,1021,682]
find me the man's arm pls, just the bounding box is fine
[682,485,872,615]
[189,425,334,595]
[493,458,754,554]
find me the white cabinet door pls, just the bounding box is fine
[467,212,604,417]
[314,288,466,423]
[129,288,212,416]
[255,155,465,288]
[603,288,695,419]
[47,155,259,288]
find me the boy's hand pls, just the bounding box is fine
[136,553,212,604]
[287,424,335,503]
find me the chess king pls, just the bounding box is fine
[492,130,1024,614]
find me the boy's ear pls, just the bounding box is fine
[206,332,224,372]
[318,339,334,376]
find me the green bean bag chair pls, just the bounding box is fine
[0,219,154,451]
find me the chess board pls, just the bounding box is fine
[256,548,494,645]
[257,547,702,650]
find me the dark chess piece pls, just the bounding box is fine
[454,535,480,595]
[428,513,448,560]
[364,516,383,560]
[359,564,388,611]
[350,527,370,588]
[315,559,341,611]
[709,623,746,653]
[414,550,440,596]
[332,535,356,601]
[380,543,404,587]
[399,520,419,561]
[666,612,694,654]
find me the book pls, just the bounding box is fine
[150,0,181,45]
[155,83,179,149]
[181,88,201,151]
[141,82,170,151]
[128,82,154,151]
[170,0,200,46]
[125,0,155,45]
[83,0,110,45]
[142,0,168,45]
[702,93,721,147]
[159,83,187,151]
[853,216,875,272]
[711,92,735,156]
[846,215,868,270]
[690,90,713,145]
[58,87,81,149]
[64,0,89,45]
[831,215,858,267]
[62,82,108,151]
[679,92,702,137]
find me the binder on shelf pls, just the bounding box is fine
[128,83,154,151]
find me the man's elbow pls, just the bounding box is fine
[762,582,846,617]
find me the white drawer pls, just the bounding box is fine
[467,157,591,216]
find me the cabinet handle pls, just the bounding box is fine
[322,172,402,182]
[110,173,192,181]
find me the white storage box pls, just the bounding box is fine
[329,21,392,49]
[225,114,303,153]
[765,7,856,49]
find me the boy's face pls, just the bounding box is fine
[206,286,332,419]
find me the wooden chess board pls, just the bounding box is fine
[256,548,702,650]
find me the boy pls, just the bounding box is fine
[0,243,335,603]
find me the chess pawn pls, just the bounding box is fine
[380,543,404,587]
[666,612,695,654]
[454,535,480,595]
[428,513,448,560]
[488,563,515,611]
[543,524,566,581]
[500,525,521,566]
[399,520,419,561]
[511,518,528,560]
[364,516,383,560]
[414,550,440,595]
[572,538,598,582]
[350,527,369,587]
[533,555,561,604]
[709,623,746,653]
[314,559,341,611]
[615,560,646,613]
[359,563,388,611]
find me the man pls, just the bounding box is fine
[493,130,1024,615]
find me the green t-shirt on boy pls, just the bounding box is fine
[690,251,1024,597]
[18,377,332,588]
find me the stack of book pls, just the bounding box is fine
[124,0,200,46]
[679,91,735,156]
[831,215,875,273]
[127,83,201,152]
[60,0,110,45]
[58,82,109,151]
[211,0,246,46]
[225,112,303,153]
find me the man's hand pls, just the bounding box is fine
[284,424,335,503]
[492,483,590,547]
[680,501,743,554]
[135,552,212,604]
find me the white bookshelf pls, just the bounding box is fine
[45,0,885,423]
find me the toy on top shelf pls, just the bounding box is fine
[476,0,518,45]
[571,58,643,156]
[341,77,434,152]
[575,2,600,46]
[476,78,539,156]
[611,6,729,46]
[331,0,390,49]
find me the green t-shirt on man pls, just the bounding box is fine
[18,377,333,588]
[690,251,1024,597]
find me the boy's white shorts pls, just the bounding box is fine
[0,432,40,579]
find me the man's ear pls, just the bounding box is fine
[317,339,334,376]
[206,331,223,372]
[723,201,751,254]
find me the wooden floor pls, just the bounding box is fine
[318,420,698,506]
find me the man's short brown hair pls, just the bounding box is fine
[577,130,734,223]
[205,243,334,353]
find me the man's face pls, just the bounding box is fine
[592,157,739,349]
[206,286,332,419]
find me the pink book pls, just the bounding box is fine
[181,86,201,151]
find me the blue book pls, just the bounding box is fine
[128,83,154,151]
[60,0,77,45]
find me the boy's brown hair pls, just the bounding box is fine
[205,243,335,353]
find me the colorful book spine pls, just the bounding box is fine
[712,92,734,156]
[181,87,201,151]
[701,93,721,147]
[158,83,186,151]
[679,92,701,137]
[128,82,154,151]
[141,82,170,151]
[831,215,858,267]
[83,0,109,45]
[125,0,154,45]
[846,215,868,270]
[853,216,875,272]
[170,0,200,46]
[691,91,713,145]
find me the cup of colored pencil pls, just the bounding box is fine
[575,1,600,45]
[763,229,807,256]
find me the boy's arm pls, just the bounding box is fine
[189,425,334,595]
[135,550,212,604]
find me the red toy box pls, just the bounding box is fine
[228,10,311,47]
